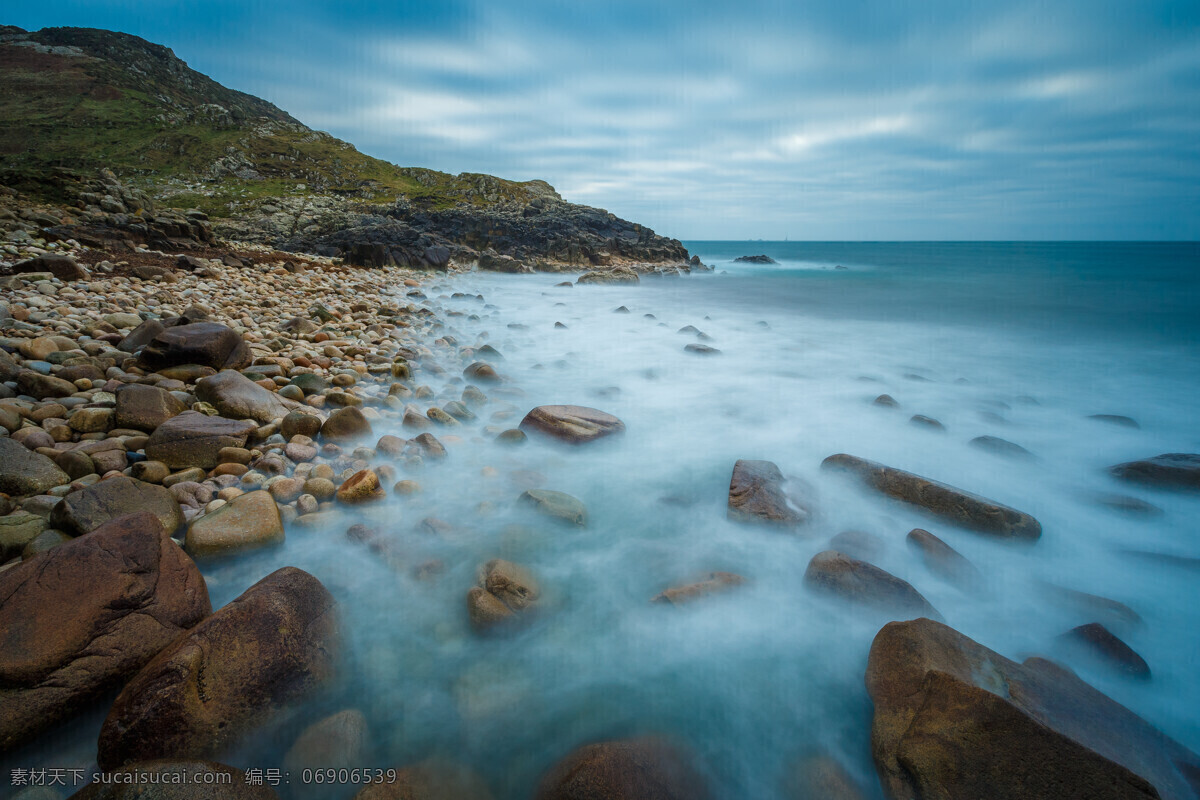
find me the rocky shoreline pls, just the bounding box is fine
[2,193,1200,800]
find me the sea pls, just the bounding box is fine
[14,241,1200,799]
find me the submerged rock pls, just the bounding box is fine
[519,405,626,444]
[1109,453,1200,490]
[98,567,338,770]
[804,550,939,619]
[467,559,541,633]
[782,753,868,800]
[652,572,745,605]
[0,512,209,753]
[520,489,587,526]
[284,709,369,773]
[906,528,983,594]
[1061,623,1152,679]
[727,459,810,527]
[821,454,1041,540]
[969,435,1035,460]
[866,618,1199,800]
[535,737,710,800]
[1088,413,1140,428]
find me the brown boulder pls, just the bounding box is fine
[137,322,252,372]
[0,436,69,496]
[195,370,300,423]
[0,512,210,752]
[1062,622,1152,679]
[519,405,626,444]
[321,406,373,442]
[804,550,939,619]
[467,559,540,633]
[145,411,257,469]
[114,383,187,432]
[337,469,386,504]
[184,490,284,558]
[821,454,1041,540]
[13,253,87,281]
[535,737,710,800]
[866,618,1200,800]
[50,475,185,536]
[98,567,338,770]
[727,459,809,527]
[118,319,166,354]
[67,760,279,799]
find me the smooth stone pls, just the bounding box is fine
[281,410,323,439]
[114,383,188,432]
[652,572,745,605]
[137,322,252,372]
[1088,414,1140,428]
[411,432,447,459]
[906,528,983,594]
[320,406,372,442]
[727,459,810,527]
[804,550,939,619]
[184,490,284,557]
[336,469,385,504]
[49,475,184,536]
[969,435,1035,460]
[195,370,298,424]
[130,459,172,485]
[520,489,586,526]
[1109,453,1200,490]
[144,411,257,469]
[0,513,48,562]
[518,405,626,445]
[1062,622,1152,679]
[21,528,72,558]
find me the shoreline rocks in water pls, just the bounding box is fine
[727,459,811,527]
[821,454,1041,540]
[804,550,940,620]
[1109,453,1200,490]
[734,254,776,264]
[519,404,626,444]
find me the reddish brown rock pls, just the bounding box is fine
[467,559,540,633]
[519,405,626,444]
[49,475,185,536]
[67,760,280,799]
[0,512,210,753]
[652,572,745,605]
[534,737,710,800]
[145,411,258,469]
[97,567,338,770]
[727,459,809,527]
[804,550,938,619]
[866,618,1200,800]
[821,454,1041,540]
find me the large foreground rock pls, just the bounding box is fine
[0,512,210,752]
[68,760,280,799]
[98,567,338,770]
[1110,454,1200,490]
[0,436,69,496]
[50,475,185,536]
[519,405,626,444]
[535,737,709,800]
[804,551,939,619]
[727,459,809,527]
[185,490,284,557]
[821,454,1041,540]
[145,411,257,469]
[114,383,188,432]
[137,322,252,372]
[866,618,1200,800]
[195,370,300,423]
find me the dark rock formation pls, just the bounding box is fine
[1110,454,1200,490]
[137,322,252,372]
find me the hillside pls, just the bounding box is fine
[0,25,691,271]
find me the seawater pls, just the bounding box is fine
[16,242,1200,799]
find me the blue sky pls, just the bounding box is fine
[8,1,1200,240]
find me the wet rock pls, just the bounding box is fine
[0,437,69,496]
[0,512,209,752]
[68,760,280,799]
[1109,453,1200,490]
[909,414,944,431]
[17,370,77,398]
[684,343,721,355]
[282,410,323,439]
[403,408,433,430]
[782,753,867,800]
[519,405,626,445]
[351,760,493,800]
[0,513,47,563]
[467,559,540,633]
[1089,414,1140,429]
[145,411,258,469]
[98,567,338,770]
[50,475,185,536]
[866,618,1199,800]
[137,322,252,372]
[535,737,709,800]
[520,489,587,526]
[284,709,369,773]
[873,394,899,408]
[463,361,501,382]
[652,572,745,605]
[337,469,386,504]
[804,550,939,619]
[575,268,640,285]
[496,428,527,444]
[114,383,187,432]
[185,490,284,558]
[412,432,447,459]
[118,319,166,354]
[727,459,809,527]
[195,370,298,423]
[1038,583,1143,631]
[906,528,983,593]
[1062,623,1151,679]
[22,529,72,558]
[1091,493,1162,516]
[969,435,1035,460]
[821,454,1041,540]
[321,406,373,442]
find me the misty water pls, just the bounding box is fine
[21,242,1200,798]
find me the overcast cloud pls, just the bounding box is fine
[9,1,1200,239]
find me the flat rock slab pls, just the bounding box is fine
[1110,453,1200,490]
[50,475,185,536]
[866,618,1200,800]
[519,405,625,444]
[804,550,939,619]
[0,512,210,753]
[98,567,338,770]
[821,454,1041,540]
[145,411,257,469]
[0,436,69,497]
[727,459,810,527]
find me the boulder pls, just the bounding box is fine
[866,618,1200,800]
[114,383,187,432]
[137,322,252,372]
[12,253,87,281]
[652,572,745,606]
[0,437,69,496]
[803,551,939,619]
[535,737,709,800]
[195,370,300,423]
[185,490,284,558]
[145,411,257,469]
[321,406,373,442]
[67,760,280,799]
[50,475,185,536]
[821,454,1041,540]
[17,369,78,398]
[467,559,540,633]
[782,754,868,800]
[98,567,338,770]
[0,512,209,752]
[1062,623,1151,679]
[575,268,640,285]
[727,459,809,527]
[969,435,1035,460]
[905,528,983,593]
[1110,454,1200,490]
[336,469,386,504]
[0,513,47,563]
[350,760,492,800]
[520,489,587,526]
[118,319,166,354]
[519,405,626,445]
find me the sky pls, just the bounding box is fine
[7,1,1200,240]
